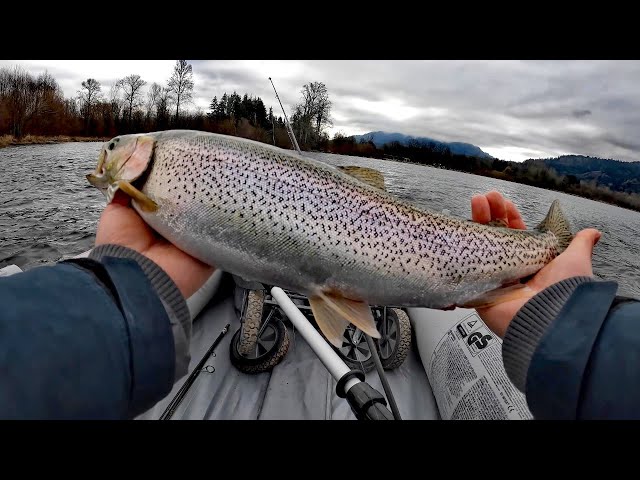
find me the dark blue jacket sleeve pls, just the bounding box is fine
[0,258,175,419]
[503,278,640,419]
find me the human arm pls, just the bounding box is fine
[0,256,176,419]
[0,192,215,419]
[472,191,640,419]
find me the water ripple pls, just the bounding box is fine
[308,152,640,298]
[2,144,639,298]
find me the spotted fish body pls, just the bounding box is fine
[88,130,572,342]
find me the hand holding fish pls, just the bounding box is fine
[87,131,601,346]
[471,191,601,337]
[95,190,215,298]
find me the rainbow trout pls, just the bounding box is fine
[87,130,573,345]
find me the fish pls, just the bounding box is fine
[87,130,573,346]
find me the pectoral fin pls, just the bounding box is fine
[459,283,534,309]
[309,291,380,347]
[117,180,158,212]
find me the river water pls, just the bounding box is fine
[1,142,638,297]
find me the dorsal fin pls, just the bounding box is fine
[338,166,386,191]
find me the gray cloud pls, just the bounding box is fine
[2,60,640,162]
[573,109,592,118]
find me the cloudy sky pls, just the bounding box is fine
[2,60,639,162]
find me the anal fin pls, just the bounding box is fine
[308,291,381,348]
[309,297,351,347]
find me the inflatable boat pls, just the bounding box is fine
[0,254,532,421]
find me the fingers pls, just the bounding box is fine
[505,200,526,230]
[96,189,152,247]
[472,191,527,230]
[485,191,509,225]
[471,195,491,223]
[566,228,601,258]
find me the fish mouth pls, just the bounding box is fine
[87,172,109,188]
[87,148,111,189]
[86,172,112,199]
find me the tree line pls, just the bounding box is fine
[0,61,333,152]
[327,136,640,212]
[2,60,639,212]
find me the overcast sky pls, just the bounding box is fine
[2,60,639,162]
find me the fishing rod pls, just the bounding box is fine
[159,323,231,420]
[364,329,402,420]
[268,77,302,155]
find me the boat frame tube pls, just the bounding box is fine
[270,287,394,420]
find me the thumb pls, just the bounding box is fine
[563,228,601,265]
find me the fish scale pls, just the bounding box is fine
[88,130,573,342]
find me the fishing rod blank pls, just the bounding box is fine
[364,332,402,420]
[269,77,302,155]
[159,323,231,420]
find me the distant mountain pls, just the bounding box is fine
[526,155,640,194]
[352,131,494,159]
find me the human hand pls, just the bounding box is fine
[471,191,601,337]
[95,191,216,298]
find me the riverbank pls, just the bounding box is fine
[0,135,109,149]
[322,150,640,214]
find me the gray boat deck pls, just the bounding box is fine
[137,275,441,420]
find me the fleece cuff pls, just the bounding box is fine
[89,244,191,380]
[502,276,595,392]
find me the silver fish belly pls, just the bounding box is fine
[130,130,564,309]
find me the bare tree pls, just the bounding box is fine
[30,71,62,134]
[312,83,332,136]
[5,67,32,137]
[106,82,123,129]
[291,81,332,148]
[0,67,11,97]
[116,74,146,128]
[145,83,171,129]
[77,78,102,134]
[145,82,161,126]
[2,67,61,138]
[167,60,194,123]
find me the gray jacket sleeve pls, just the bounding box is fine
[89,244,192,381]
[502,276,640,419]
[502,276,595,392]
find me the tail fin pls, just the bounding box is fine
[536,200,573,253]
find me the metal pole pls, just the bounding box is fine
[268,77,302,155]
[270,287,360,393]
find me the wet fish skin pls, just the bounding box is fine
[88,130,573,343]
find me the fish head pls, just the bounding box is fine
[87,134,155,203]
